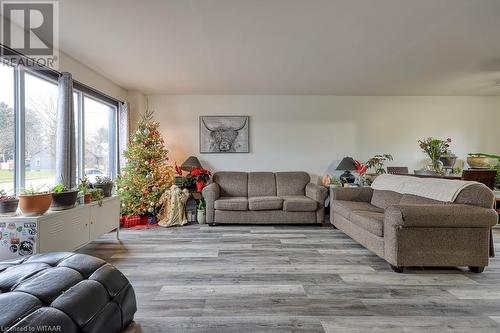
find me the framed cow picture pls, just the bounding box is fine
[199,116,249,153]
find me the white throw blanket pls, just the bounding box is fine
[371,174,477,202]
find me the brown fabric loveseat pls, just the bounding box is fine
[330,179,498,273]
[203,172,328,225]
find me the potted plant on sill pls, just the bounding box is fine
[89,188,104,206]
[0,190,19,215]
[19,185,52,216]
[79,177,92,204]
[197,198,206,224]
[51,183,79,211]
[92,176,114,197]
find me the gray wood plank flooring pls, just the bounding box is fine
[78,224,500,332]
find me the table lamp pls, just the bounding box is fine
[180,156,202,172]
[336,157,357,184]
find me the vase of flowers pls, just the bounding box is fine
[418,137,451,174]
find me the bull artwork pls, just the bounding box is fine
[200,116,249,153]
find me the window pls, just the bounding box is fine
[74,93,118,182]
[24,72,58,189]
[0,52,120,193]
[0,63,15,193]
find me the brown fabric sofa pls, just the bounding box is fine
[203,172,327,225]
[330,183,498,273]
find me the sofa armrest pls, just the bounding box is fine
[202,183,220,224]
[331,187,373,203]
[385,204,498,229]
[306,183,328,204]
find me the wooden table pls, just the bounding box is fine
[397,173,462,180]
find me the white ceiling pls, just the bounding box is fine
[58,0,500,95]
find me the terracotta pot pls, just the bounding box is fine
[19,193,52,216]
[467,156,490,168]
[84,193,92,204]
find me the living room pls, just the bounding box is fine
[1,0,500,332]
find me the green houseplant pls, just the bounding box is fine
[89,188,104,206]
[0,190,19,215]
[366,154,394,175]
[197,198,206,224]
[78,177,92,204]
[18,185,52,216]
[92,176,114,197]
[51,183,79,211]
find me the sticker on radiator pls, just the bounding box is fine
[19,241,33,256]
[24,223,36,228]
[9,244,18,253]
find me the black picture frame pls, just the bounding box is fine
[199,116,250,154]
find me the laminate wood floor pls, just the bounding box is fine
[77,224,500,333]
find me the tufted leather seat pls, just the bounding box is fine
[0,252,136,333]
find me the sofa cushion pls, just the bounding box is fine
[248,172,277,197]
[371,189,402,209]
[213,172,248,197]
[282,196,317,212]
[332,200,384,220]
[350,211,385,237]
[214,197,248,211]
[248,196,283,211]
[276,172,310,196]
[455,183,495,209]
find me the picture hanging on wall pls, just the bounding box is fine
[199,116,249,153]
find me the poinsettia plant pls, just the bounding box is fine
[186,167,212,192]
[354,160,367,177]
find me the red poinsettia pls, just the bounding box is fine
[355,160,368,177]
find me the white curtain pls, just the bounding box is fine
[118,101,130,171]
[55,72,76,188]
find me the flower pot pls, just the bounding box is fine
[0,199,19,215]
[19,193,52,216]
[93,183,113,197]
[84,193,92,204]
[51,190,79,211]
[197,209,206,224]
[467,156,490,169]
[439,155,457,168]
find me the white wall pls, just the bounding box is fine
[59,52,127,101]
[145,95,500,181]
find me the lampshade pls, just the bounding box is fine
[336,157,357,171]
[181,156,202,171]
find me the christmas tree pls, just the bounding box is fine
[118,110,174,217]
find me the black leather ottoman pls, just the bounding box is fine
[0,252,136,333]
